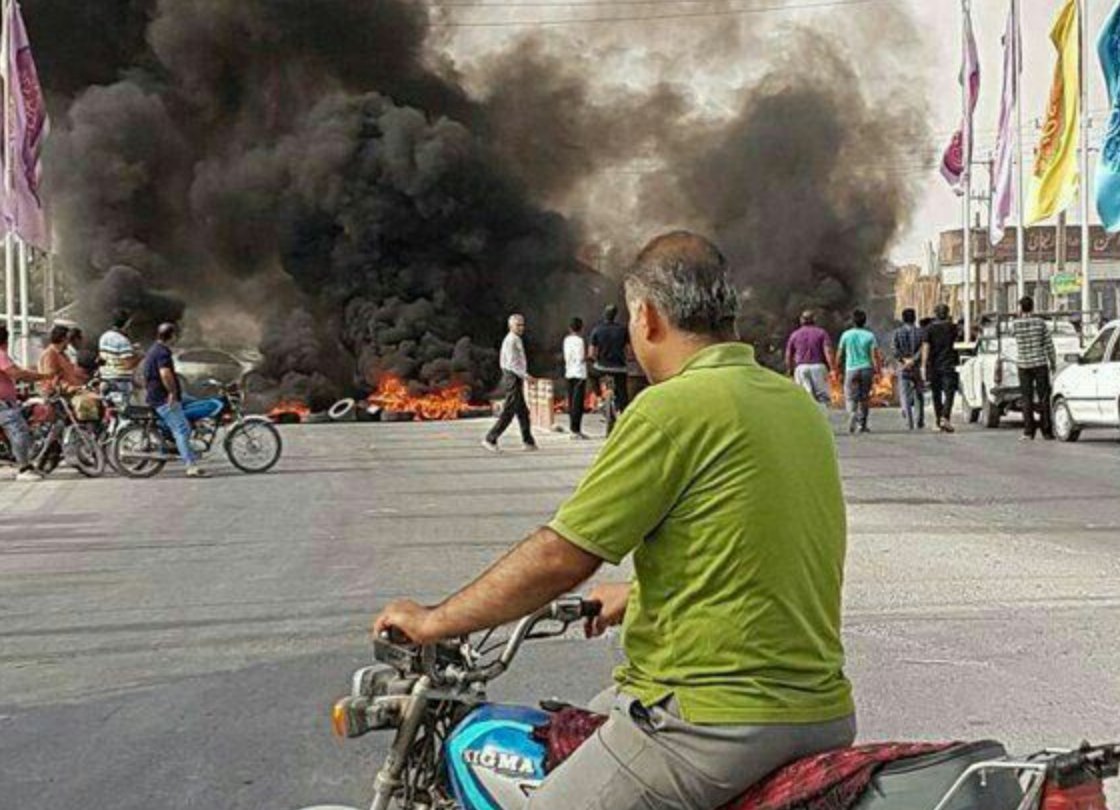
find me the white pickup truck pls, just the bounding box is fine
[958,320,1084,428]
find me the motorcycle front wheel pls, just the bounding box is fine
[66,425,106,478]
[112,422,168,479]
[224,419,282,474]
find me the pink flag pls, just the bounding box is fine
[1,0,50,250]
[991,0,1021,244]
[941,6,980,191]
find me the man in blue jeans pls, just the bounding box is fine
[143,323,208,478]
[837,309,882,434]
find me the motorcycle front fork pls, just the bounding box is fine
[370,677,433,810]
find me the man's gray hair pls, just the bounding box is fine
[624,231,740,338]
[508,313,525,328]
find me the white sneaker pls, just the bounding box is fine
[481,438,500,453]
[522,443,539,452]
[15,469,43,482]
[185,466,210,478]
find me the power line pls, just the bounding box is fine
[430,0,888,6]
[430,0,899,27]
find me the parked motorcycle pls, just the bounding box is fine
[309,597,1119,810]
[111,380,281,478]
[82,378,133,476]
[0,389,106,477]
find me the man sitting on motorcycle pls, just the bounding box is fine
[38,325,89,396]
[375,231,856,810]
[142,322,208,479]
[0,326,48,482]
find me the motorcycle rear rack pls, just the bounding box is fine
[930,758,1050,810]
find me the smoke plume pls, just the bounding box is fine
[29,0,928,400]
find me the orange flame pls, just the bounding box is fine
[553,388,603,415]
[268,399,312,420]
[829,370,897,409]
[368,375,470,421]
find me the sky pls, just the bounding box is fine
[900,0,1115,267]
[443,0,1118,271]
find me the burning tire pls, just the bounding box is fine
[224,419,283,474]
[112,423,168,479]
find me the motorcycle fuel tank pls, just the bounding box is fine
[446,704,549,810]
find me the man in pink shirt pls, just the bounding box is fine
[785,310,836,406]
[0,325,47,481]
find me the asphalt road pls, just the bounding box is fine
[1,409,1118,810]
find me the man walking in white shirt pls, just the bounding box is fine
[563,317,589,440]
[483,314,538,452]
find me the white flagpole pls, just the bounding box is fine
[1014,0,1027,303]
[1080,0,1093,317]
[17,236,27,360]
[1,0,13,359]
[962,0,973,338]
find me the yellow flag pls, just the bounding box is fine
[1027,0,1081,225]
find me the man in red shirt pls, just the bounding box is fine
[0,326,47,481]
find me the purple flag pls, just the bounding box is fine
[941,5,980,191]
[1,0,50,250]
[991,1,1022,244]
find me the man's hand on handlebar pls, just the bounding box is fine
[373,599,439,644]
[584,582,631,638]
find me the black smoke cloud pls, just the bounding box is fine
[35,0,604,405]
[32,0,926,399]
[641,28,928,360]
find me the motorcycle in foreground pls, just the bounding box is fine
[111,380,281,477]
[309,597,1119,810]
[0,388,106,477]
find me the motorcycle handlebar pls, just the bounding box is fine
[375,597,600,686]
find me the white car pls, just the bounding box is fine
[959,320,1084,428]
[1051,320,1120,442]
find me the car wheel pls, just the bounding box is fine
[981,387,1001,429]
[1052,398,1081,443]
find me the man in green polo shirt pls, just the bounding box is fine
[374,231,856,810]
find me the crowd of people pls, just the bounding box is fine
[784,297,1058,440]
[0,312,210,482]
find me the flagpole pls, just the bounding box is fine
[1014,0,1027,303]
[1,0,14,361]
[962,0,973,339]
[1080,0,1093,318]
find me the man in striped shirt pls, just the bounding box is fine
[1010,296,1056,441]
[98,309,140,403]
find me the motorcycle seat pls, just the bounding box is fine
[535,709,1023,810]
[126,405,156,420]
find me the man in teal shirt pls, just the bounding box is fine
[375,232,856,810]
[837,309,882,435]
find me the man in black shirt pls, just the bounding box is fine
[920,304,961,434]
[589,305,632,418]
[143,323,207,478]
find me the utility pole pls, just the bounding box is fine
[1013,0,1027,301]
[961,0,974,339]
[2,0,13,357]
[1079,0,1093,317]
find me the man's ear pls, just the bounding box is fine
[634,299,663,343]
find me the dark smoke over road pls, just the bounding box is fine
[29,0,927,401]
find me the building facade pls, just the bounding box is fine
[938,226,1120,321]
